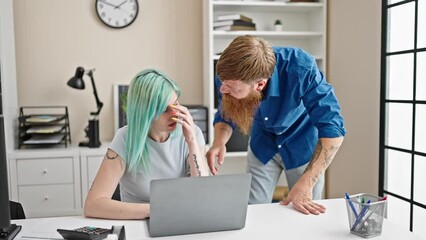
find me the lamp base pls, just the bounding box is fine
[78,140,101,148]
[80,117,101,148]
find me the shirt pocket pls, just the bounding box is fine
[261,103,306,135]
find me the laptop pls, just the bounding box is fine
[148,173,252,237]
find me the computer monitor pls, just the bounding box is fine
[0,4,21,238]
[0,115,21,240]
[113,84,129,133]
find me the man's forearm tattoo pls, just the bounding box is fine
[304,141,323,174]
[106,151,119,160]
[324,145,339,168]
[303,140,340,187]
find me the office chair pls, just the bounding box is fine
[9,201,26,220]
[112,184,121,201]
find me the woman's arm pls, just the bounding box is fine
[84,148,150,219]
[186,140,210,177]
[171,104,209,176]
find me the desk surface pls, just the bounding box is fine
[13,199,425,240]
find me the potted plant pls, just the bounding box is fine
[274,19,282,31]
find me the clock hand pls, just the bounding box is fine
[115,0,127,9]
[99,0,118,9]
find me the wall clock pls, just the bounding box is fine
[96,0,139,29]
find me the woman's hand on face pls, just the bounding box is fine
[170,104,197,144]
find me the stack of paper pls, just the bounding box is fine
[27,125,63,134]
[23,133,65,144]
[26,115,62,123]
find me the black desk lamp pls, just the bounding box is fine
[67,67,103,148]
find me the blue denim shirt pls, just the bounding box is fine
[213,47,346,170]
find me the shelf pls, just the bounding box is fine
[213,30,323,38]
[225,151,248,157]
[213,1,324,13]
[213,53,323,61]
[204,0,327,146]
[18,106,71,149]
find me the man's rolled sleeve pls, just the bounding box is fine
[317,124,346,138]
[302,63,346,138]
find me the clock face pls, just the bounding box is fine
[96,0,139,29]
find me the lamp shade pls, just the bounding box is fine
[67,67,85,89]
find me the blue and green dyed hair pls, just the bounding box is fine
[125,69,181,173]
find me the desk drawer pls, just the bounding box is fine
[17,157,74,185]
[18,184,75,213]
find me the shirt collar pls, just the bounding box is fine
[265,64,280,98]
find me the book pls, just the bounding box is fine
[214,25,256,31]
[213,20,256,28]
[216,14,253,23]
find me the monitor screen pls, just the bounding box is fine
[0,117,21,240]
[0,109,20,239]
[113,84,130,132]
[0,117,11,229]
[0,60,12,230]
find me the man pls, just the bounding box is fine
[206,35,346,215]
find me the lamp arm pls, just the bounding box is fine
[87,70,104,115]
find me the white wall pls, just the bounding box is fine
[13,0,203,144]
[0,0,19,151]
[326,0,381,198]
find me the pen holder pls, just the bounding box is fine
[345,193,387,238]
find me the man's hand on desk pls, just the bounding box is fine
[280,179,326,215]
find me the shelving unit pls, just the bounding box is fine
[203,0,326,189]
[203,0,327,148]
[18,106,71,149]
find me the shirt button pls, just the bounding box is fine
[278,145,282,148]
[264,117,268,121]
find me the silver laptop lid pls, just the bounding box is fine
[148,173,252,237]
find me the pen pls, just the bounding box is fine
[351,199,371,231]
[355,196,388,229]
[21,236,62,240]
[345,193,359,218]
[356,204,382,230]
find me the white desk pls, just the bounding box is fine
[12,199,424,240]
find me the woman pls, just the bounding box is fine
[84,69,209,219]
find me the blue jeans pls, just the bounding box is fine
[247,145,324,204]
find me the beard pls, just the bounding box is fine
[221,90,262,135]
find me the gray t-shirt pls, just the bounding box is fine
[110,125,205,203]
